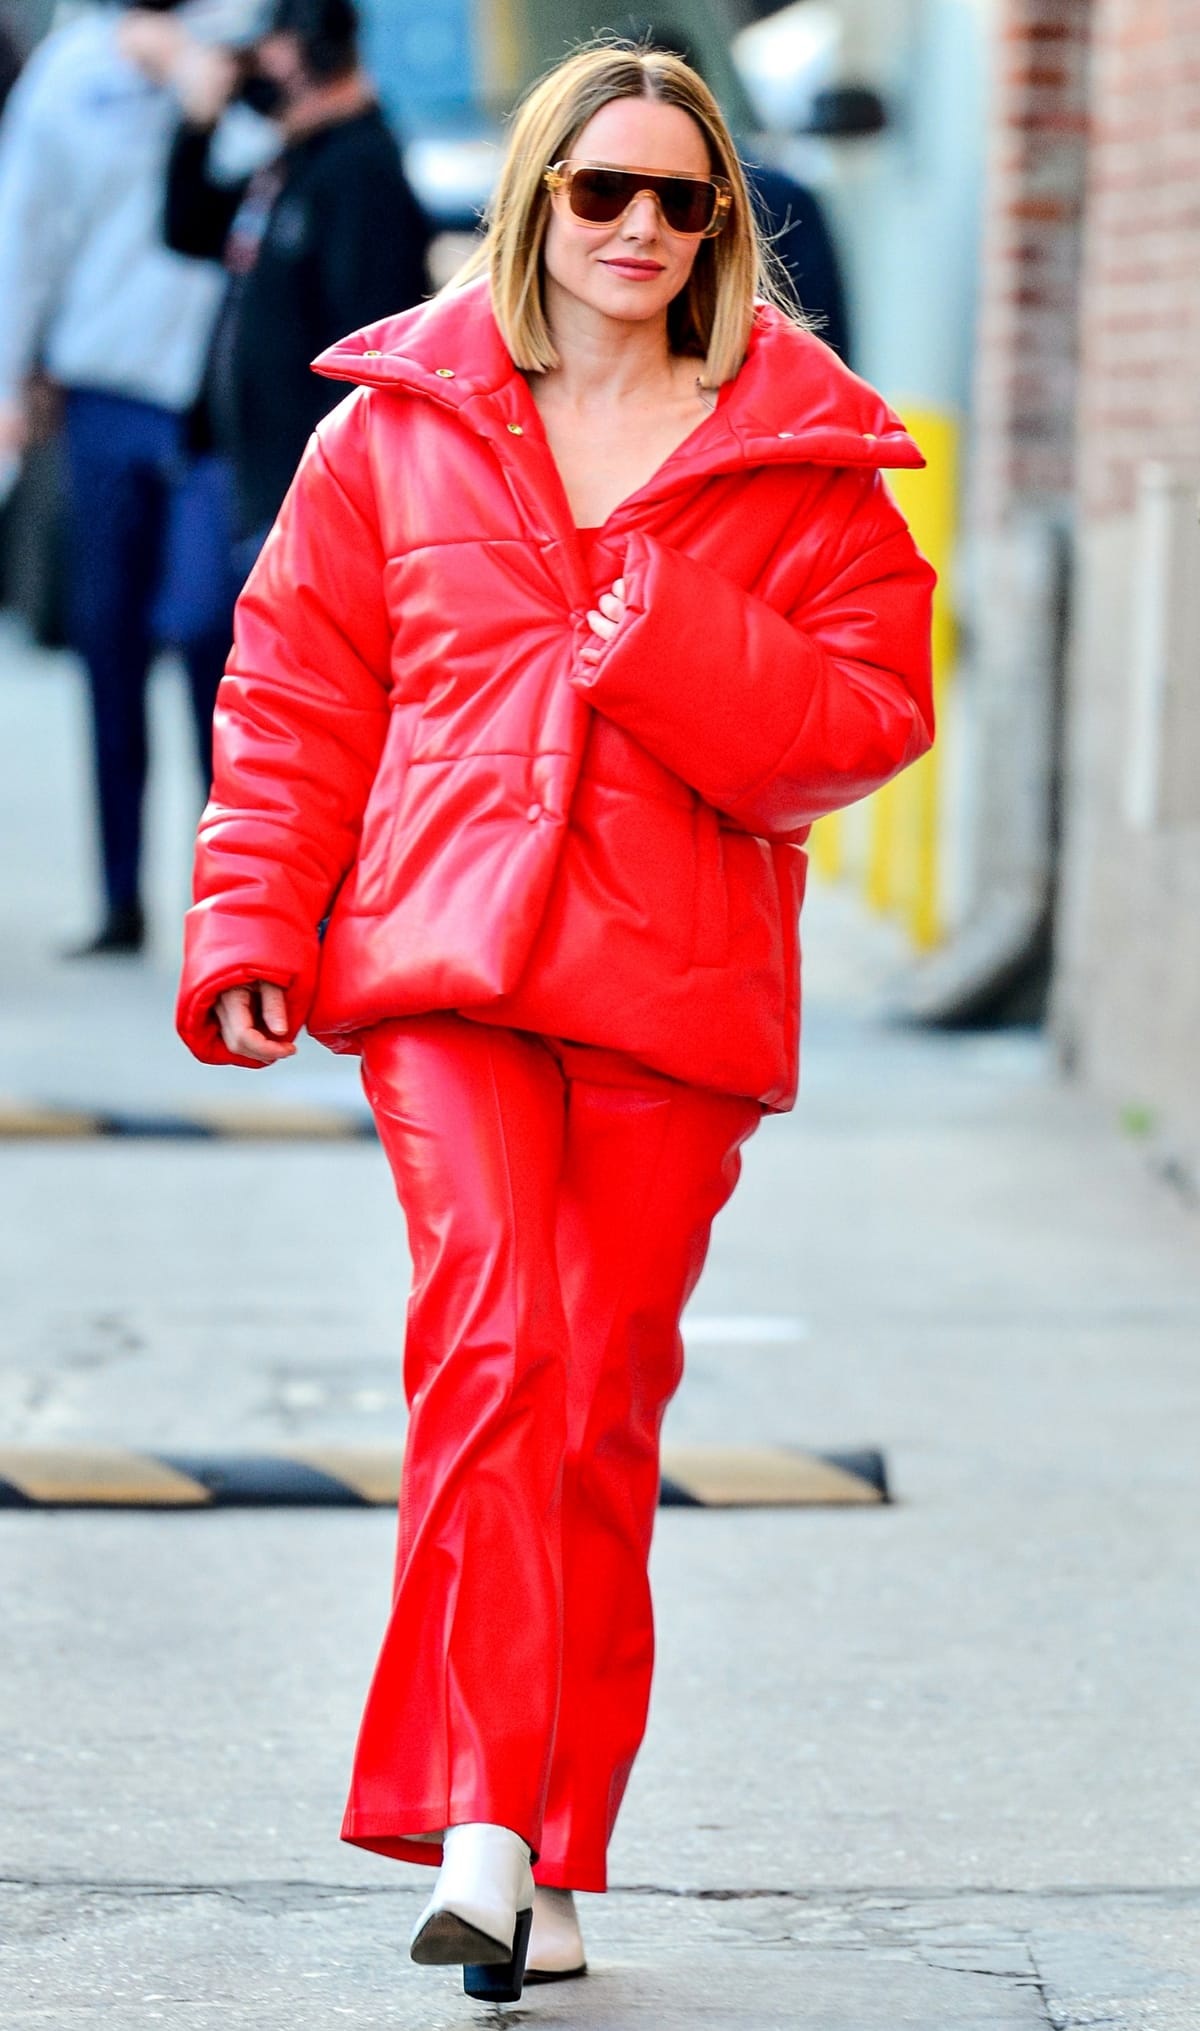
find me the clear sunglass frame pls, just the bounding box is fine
[543,159,733,239]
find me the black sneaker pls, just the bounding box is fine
[62,903,146,958]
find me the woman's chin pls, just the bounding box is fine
[569,277,677,325]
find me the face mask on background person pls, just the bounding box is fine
[234,68,287,116]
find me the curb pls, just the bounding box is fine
[0,1101,375,1141]
[0,1445,889,1509]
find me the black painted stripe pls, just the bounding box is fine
[658,1475,704,1508]
[823,1450,888,1498]
[156,1454,374,1507]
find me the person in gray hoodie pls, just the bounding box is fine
[0,0,255,954]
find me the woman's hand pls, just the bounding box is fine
[580,577,627,664]
[213,981,297,1065]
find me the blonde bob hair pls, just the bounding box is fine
[453,40,805,387]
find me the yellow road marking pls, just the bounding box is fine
[0,1102,98,1137]
[0,1446,212,1505]
[0,1446,882,1506]
[290,1446,402,1503]
[662,1444,881,1505]
[178,1103,367,1139]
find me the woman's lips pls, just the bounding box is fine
[600,259,666,278]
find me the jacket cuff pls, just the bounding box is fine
[571,529,759,724]
[175,907,319,1067]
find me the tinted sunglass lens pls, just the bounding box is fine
[571,168,633,222]
[660,181,715,233]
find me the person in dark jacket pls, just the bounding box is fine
[125,0,430,556]
[0,19,22,115]
[633,20,851,360]
[741,151,850,362]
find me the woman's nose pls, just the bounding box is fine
[620,193,662,239]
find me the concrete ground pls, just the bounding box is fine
[2,621,1199,2027]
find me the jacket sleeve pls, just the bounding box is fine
[311,135,430,342]
[569,471,936,838]
[163,119,245,261]
[176,396,392,1066]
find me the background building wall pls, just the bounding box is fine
[1053,0,1200,1166]
[964,0,1089,976]
[885,0,1088,1018]
[971,0,1091,530]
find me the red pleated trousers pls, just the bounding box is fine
[339,1012,761,1892]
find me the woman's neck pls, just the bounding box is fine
[536,280,683,409]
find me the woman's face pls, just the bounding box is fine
[542,95,713,331]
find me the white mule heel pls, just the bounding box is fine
[525,1885,588,1982]
[409,1822,534,2000]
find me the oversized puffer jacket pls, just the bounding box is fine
[176,277,936,1109]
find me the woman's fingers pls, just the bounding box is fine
[581,578,628,662]
[259,981,290,1036]
[214,985,251,1055]
[214,982,296,1064]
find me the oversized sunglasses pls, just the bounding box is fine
[544,159,733,239]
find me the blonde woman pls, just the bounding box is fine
[177,39,935,2002]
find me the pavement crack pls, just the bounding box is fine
[1025,1934,1077,2031]
[6,1875,1200,1903]
[609,1880,1200,1905]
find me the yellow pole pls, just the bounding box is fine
[473,0,525,103]
[873,409,959,950]
[810,808,844,880]
[866,774,899,913]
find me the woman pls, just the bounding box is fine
[176,41,935,2004]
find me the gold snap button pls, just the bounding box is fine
[506,423,524,435]
[363,349,382,358]
[862,431,878,442]
[435,367,455,378]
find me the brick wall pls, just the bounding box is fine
[1053,0,1200,1172]
[1078,0,1200,514]
[971,1,1092,529]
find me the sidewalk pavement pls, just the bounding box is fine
[3,620,1200,2027]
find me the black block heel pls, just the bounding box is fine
[463,1903,533,2003]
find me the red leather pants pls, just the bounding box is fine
[339,1013,761,1892]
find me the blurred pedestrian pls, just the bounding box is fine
[0,15,23,503]
[0,0,237,956]
[124,0,430,566]
[743,147,850,361]
[0,20,21,115]
[177,39,933,1999]
[636,19,851,359]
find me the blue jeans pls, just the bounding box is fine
[62,390,237,915]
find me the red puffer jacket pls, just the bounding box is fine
[176,277,935,1109]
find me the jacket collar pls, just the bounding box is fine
[311,276,926,481]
